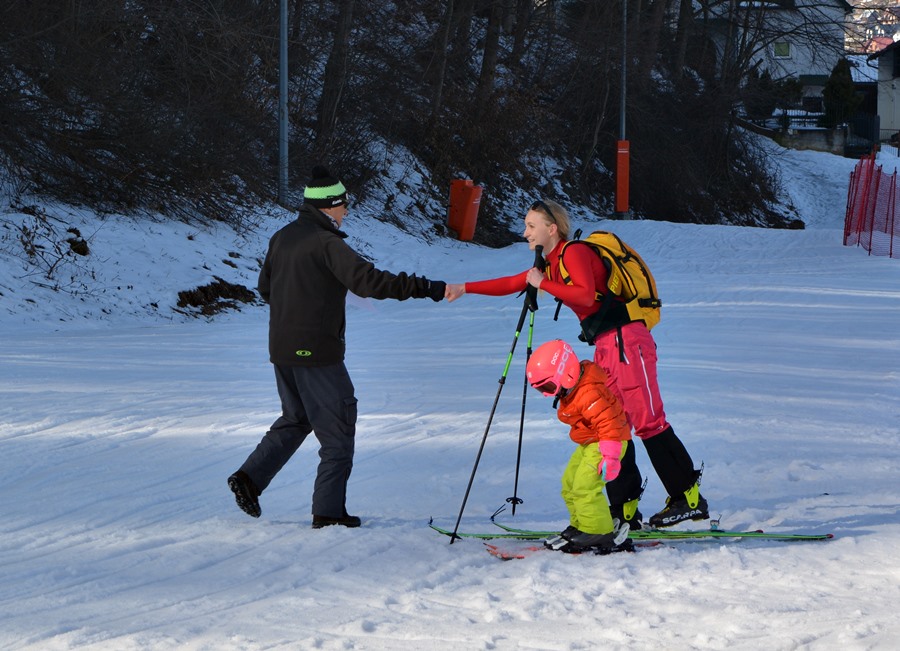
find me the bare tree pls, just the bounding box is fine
[316,0,356,153]
[634,0,675,91]
[1,0,854,234]
[427,0,456,128]
[474,0,504,119]
[508,0,533,69]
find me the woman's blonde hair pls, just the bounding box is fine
[532,199,570,240]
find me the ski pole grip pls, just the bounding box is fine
[534,245,545,270]
[525,245,543,312]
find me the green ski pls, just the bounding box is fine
[429,521,543,540]
[429,520,833,542]
[490,520,834,541]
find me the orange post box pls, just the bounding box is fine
[448,179,482,242]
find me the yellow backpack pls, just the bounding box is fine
[557,230,662,331]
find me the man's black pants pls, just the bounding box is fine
[239,362,358,518]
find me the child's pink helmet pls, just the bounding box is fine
[526,339,580,396]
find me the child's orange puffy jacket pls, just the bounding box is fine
[557,361,631,445]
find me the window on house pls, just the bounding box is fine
[774,42,791,59]
[802,96,823,113]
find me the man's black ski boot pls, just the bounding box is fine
[312,511,362,529]
[228,470,261,518]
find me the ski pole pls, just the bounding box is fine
[508,246,546,515]
[448,245,544,543]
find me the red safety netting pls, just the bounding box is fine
[844,153,899,259]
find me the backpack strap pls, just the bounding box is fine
[553,239,600,322]
[558,240,606,303]
[576,290,622,345]
[555,238,624,338]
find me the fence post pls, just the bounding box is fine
[890,171,897,259]
[844,167,858,245]
[856,154,877,251]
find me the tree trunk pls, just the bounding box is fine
[635,0,671,91]
[428,0,456,128]
[673,0,693,83]
[475,0,503,119]
[316,0,355,153]
[509,0,531,69]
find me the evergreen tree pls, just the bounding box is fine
[821,59,861,129]
[743,69,777,123]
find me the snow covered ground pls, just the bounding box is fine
[1,142,899,650]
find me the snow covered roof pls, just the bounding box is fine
[847,54,879,83]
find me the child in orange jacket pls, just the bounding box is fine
[526,339,638,553]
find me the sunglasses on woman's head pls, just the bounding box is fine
[530,200,556,223]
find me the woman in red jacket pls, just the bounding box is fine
[446,199,709,528]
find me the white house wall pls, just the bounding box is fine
[749,1,847,80]
[876,51,900,133]
[704,0,849,87]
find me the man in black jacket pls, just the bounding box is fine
[228,166,446,529]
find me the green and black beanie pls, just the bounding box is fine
[304,165,347,209]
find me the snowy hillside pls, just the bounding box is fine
[1,141,899,650]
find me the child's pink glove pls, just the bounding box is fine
[598,440,623,482]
